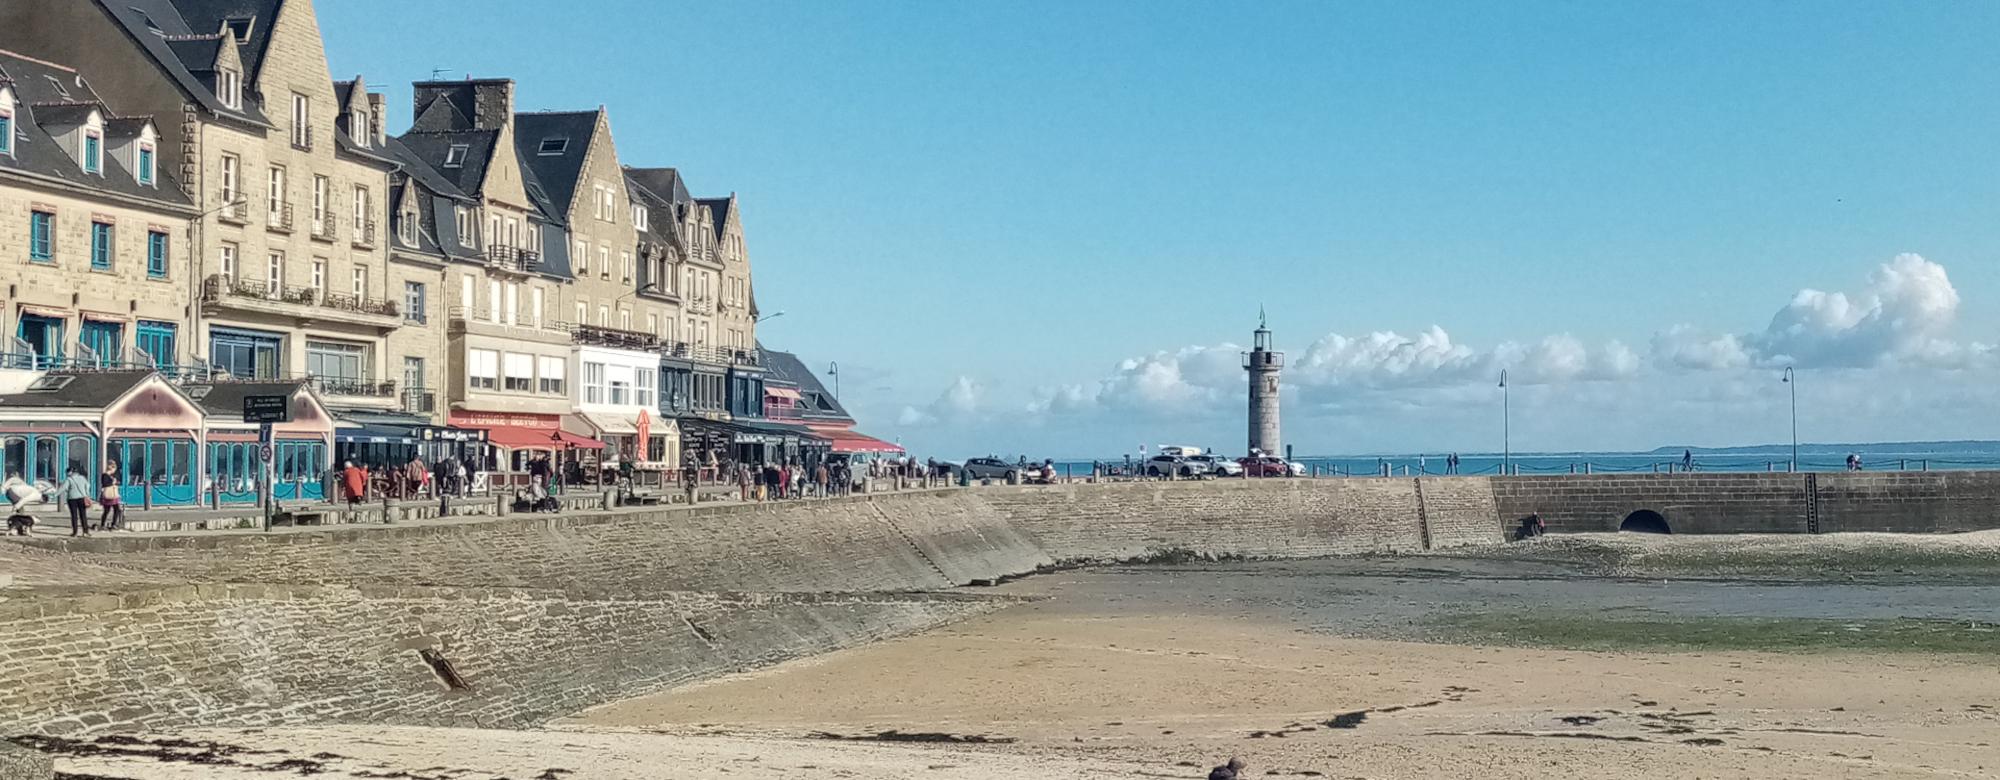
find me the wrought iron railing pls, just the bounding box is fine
[291,125,314,152]
[202,274,399,318]
[309,376,397,398]
[402,388,437,415]
[311,213,338,241]
[267,202,294,232]
[217,192,247,224]
[353,219,376,248]
[487,245,542,273]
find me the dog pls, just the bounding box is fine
[6,513,33,536]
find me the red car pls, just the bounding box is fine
[1238,456,1289,477]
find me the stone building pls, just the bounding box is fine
[394,79,585,465]
[0,49,196,372]
[1,0,411,418]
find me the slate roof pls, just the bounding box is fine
[697,197,732,241]
[382,136,478,262]
[623,172,678,247]
[513,111,599,217]
[626,167,692,206]
[97,0,272,126]
[760,350,852,422]
[0,51,193,211]
[179,380,309,417]
[0,371,163,410]
[397,129,500,196]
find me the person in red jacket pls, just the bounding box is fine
[341,461,367,505]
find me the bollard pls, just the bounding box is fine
[1922,459,1930,472]
[1568,463,1576,474]
[1584,463,1592,475]
[382,494,393,524]
[1652,463,1659,473]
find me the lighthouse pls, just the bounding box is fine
[1244,312,1284,456]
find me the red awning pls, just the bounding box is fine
[553,430,606,449]
[480,426,607,451]
[827,430,903,454]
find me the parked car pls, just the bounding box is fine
[1189,454,1243,477]
[1146,454,1209,478]
[961,457,1023,481]
[1238,455,1290,477]
[1287,460,1309,477]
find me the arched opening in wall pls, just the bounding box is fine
[1620,510,1672,534]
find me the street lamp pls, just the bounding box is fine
[1781,367,1797,472]
[1499,369,1511,476]
[828,361,840,399]
[756,310,786,324]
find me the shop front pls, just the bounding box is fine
[331,407,483,472]
[448,410,602,488]
[186,382,337,505]
[0,372,207,506]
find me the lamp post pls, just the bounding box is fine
[756,310,786,325]
[1781,367,1797,472]
[1499,369,1511,476]
[828,361,840,399]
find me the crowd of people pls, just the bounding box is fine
[4,461,129,537]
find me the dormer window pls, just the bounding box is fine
[218,68,242,109]
[0,105,12,158]
[352,108,370,148]
[537,138,567,155]
[632,204,648,231]
[138,142,155,185]
[398,207,417,244]
[83,131,102,174]
[443,144,469,168]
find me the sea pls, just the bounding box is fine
[1042,441,2000,478]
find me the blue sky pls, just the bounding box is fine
[322,1,2000,458]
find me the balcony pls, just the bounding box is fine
[311,213,338,242]
[216,192,247,225]
[352,219,376,249]
[659,340,761,368]
[201,274,401,328]
[569,322,660,351]
[291,125,314,152]
[401,388,437,416]
[686,297,713,315]
[308,376,396,399]
[486,245,542,274]
[446,306,570,343]
[266,202,294,233]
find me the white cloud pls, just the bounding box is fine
[888,255,1994,449]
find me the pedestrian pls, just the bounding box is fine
[814,461,830,498]
[404,454,427,499]
[681,459,700,505]
[450,456,468,497]
[341,460,367,506]
[1682,449,1694,473]
[54,465,92,537]
[1208,757,1246,780]
[96,461,123,531]
[1847,453,1863,471]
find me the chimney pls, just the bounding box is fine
[472,80,514,131]
[367,92,386,145]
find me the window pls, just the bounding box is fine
[224,16,253,41]
[537,137,567,155]
[591,185,604,220]
[351,266,367,300]
[597,304,608,326]
[313,176,329,231]
[290,93,310,148]
[398,207,417,243]
[538,356,565,394]
[504,217,517,249]
[632,204,647,230]
[468,349,498,390]
[621,251,632,282]
[647,313,658,337]
[90,221,113,270]
[210,328,282,379]
[575,300,586,326]
[573,240,587,274]
[487,279,501,324]
[266,251,283,296]
[443,144,469,167]
[404,282,426,323]
[619,308,631,330]
[583,361,606,404]
[504,283,519,325]
[352,108,370,148]
[137,144,154,185]
[487,213,500,248]
[530,286,544,328]
[136,321,176,369]
[608,369,631,405]
[0,108,13,156]
[352,186,369,230]
[83,131,101,174]
[267,166,285,217]
[306,340,367,383]
[146,230,168,279]
[28,210,53,263]
[220,154,239,204]
[455,206,474,246]
[527,223,541,254]
[597,246,608,279]
[218,68,242,109]
[635,369,655,407]
[81,320,122,366]
[310,259,325,299]
[503,353,532,392]
[218,242,237,279]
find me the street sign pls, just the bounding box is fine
[258,423,274,446]
[243,395,291,424]
[260,444,274,463]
